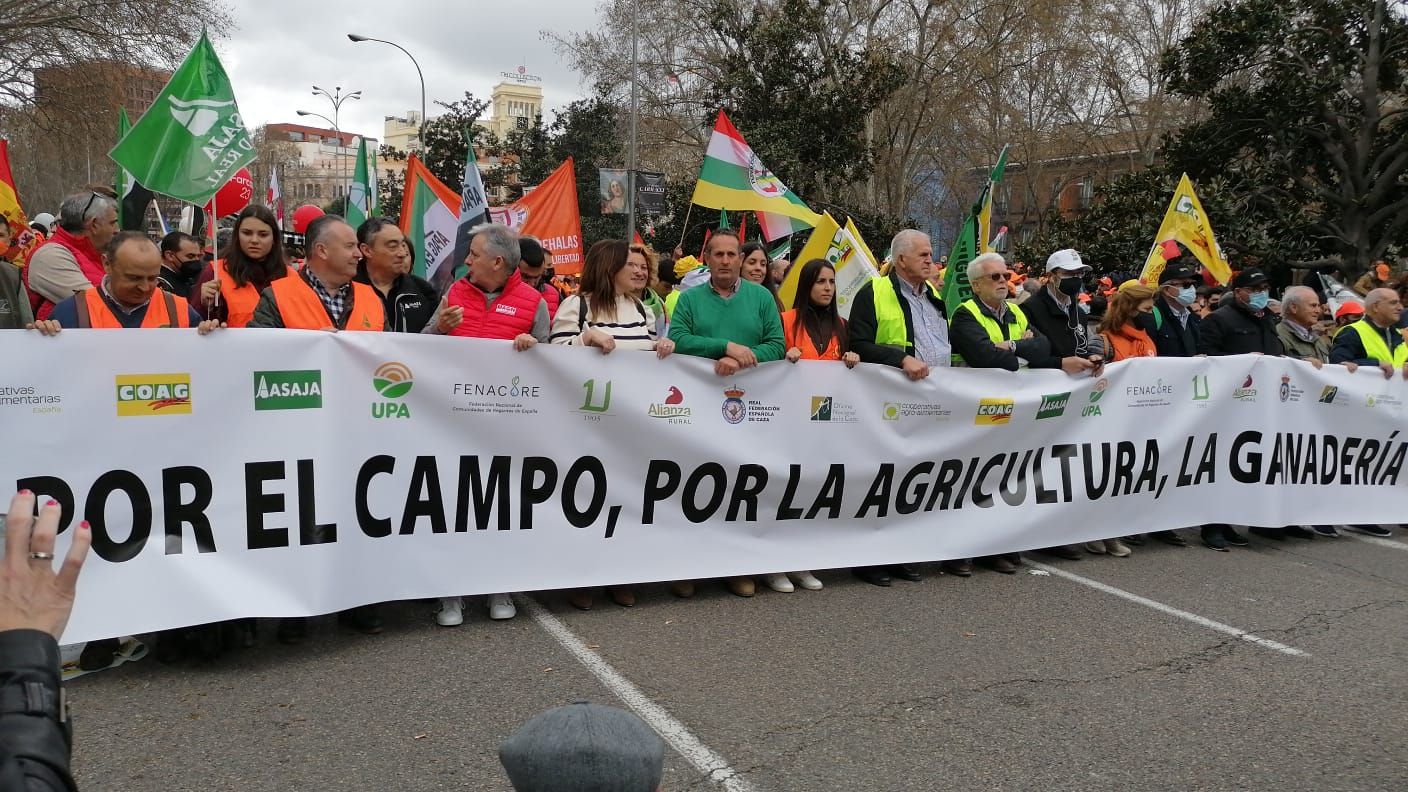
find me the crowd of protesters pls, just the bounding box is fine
[4,187,1407,666]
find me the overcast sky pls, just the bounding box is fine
[218,0,602,140]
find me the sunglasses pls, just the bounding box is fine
[985,272,1009,282]
[82,191,104,219]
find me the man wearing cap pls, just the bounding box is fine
[1334,301,1365,332]
[1196,267,1283,550]
[1353,260,1393,297]
[1023,249,1104,366]
[1198,268,1284,357]
[1149,264,1202,359]
[499,701,665,792]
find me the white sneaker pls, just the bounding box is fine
[764,573,794,593]
[790,571,823,590]
[487,593,517,620]
[435,597,463,627]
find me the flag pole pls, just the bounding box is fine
[677,203,693,249]
[625,0,639,244]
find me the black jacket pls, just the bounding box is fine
[156,266,199,301]
[949,298,1055,370]
[354,266,438,334]
[1150,296,1201,358]
[848,271,947,368]
[1198,298,1284,356]
[0,630,75,791]
[1022,287,1091,359]
[1330,318,1405,366]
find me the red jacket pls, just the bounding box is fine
[445,270,543,340]
[25,227,104,320]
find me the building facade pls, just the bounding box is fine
[264,123,376,208]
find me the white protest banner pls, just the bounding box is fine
[4,330,1406,643]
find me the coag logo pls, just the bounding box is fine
[116,374,191,417]
[721,387,747,424]
[975,398,1014,425]
[254,370,322,411]
[1036,392,1070,420]
[372,362,413,419]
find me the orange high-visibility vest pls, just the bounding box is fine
[76,288,191,329]
[214,258,268,328]
[269,274,384,331]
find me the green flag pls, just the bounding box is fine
[347,137,371,228]
[109,32,255,205]
[940,210,979,318]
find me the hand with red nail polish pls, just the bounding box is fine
[2,491,92,639]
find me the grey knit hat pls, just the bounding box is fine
[499,701,665,792]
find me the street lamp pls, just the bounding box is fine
[311,85,361,205]
[348,34,427,153]
[296,109,342,209]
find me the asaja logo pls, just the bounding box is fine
[116,374,191,417]
[254,370,322,411]
[1035,392,1071,420]
[648,386,692,423]
[1233,374,1257,402]
[372,362,413,419]
[1319,385,1338,404]
[975,398,1015,425]
[722,387,747,424]
[168,96,236,137]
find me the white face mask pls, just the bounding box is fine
[1175,286,1197,306]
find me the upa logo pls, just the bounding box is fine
[371,362,413,419]
[1083,379,1108,417]
[975,398,1015,425]
[116,374,192,417]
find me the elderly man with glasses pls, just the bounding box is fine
[24,189,120,321]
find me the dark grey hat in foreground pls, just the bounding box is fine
[499,701,665,792]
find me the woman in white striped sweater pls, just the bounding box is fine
[551,240,674,610]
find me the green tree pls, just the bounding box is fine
[421,92,492,188]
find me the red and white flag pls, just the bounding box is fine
[267,168,284,229]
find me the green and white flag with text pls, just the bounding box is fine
[109,32,255,205]
[347,137,372,228]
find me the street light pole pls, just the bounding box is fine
[348,34,427,154]
[296,109,340,210]
[311,85,361,208]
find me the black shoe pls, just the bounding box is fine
[852,567,891,587]
[982,555,1018,574]
[224,618,256,649]
[1151,530,1187,547]
[1223,527,1249,546]
[1201,526,1228,551]
[154,630,187,664]
[1122,534,1146,546]
[1349,524,1393,537]
[338,605,384,635]
[1283,526,1314,540]
[1040,545,1083,560]
[888,564,922,582]
[276,617,308,645]
[940,559,973,577]
[1311,525,1341,538]
[1249,527,1286,541]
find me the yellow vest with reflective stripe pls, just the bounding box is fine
[871,275,940,347]
[1349,319,1408,365]
[958,298,1028,343]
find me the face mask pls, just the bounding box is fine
[1175,286,1197,306]
[1058,276,1083,297]
[1136,309,1155,327]
[179,259,204,278]
[1247,291,1270,311]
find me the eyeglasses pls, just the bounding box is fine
[985,272,1009,282]
[82,191,103,219]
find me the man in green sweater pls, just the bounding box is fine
[667,228,785,600]
[669,229,784,377]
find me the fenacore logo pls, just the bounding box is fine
[1319,385,1338,404]
[648,386,692,423]
[975,398,1015,425]
[1126,378,1175,408]
[1233,374,1257,402]
[254,370,322,411]
[722,387,747,424]
[372,362,413,419]
[1036,392,1071,420]
[116,374,191,417]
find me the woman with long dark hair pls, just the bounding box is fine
[193,204,288,327]
[783,258,860,367]
[741,241,784,312]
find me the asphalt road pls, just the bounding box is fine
[68,526,1408,791]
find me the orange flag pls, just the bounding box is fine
[489,158,584,275]
[0,140,43,266]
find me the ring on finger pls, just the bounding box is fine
[29,551,55,561]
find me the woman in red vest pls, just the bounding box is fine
[192,204,287,327]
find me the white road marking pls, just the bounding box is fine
[1027,562,1308,657]
[518,595,759,792]
[1337,528,1408,551]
